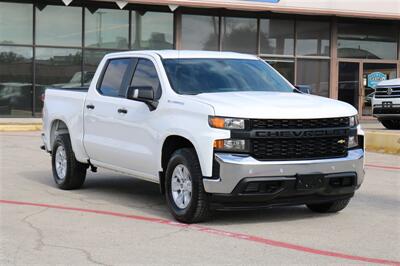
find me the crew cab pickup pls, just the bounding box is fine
[42,50,364,223]
[372,78,400,129]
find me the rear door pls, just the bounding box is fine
[83,57,137,166]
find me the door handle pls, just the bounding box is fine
[117,108,128,114]
[86,104,95,110]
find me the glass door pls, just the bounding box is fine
[338,62,360,111]
[362,63,397,116]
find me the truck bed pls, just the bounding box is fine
[42,87,88,162]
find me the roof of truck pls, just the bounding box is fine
[377,78,400,87]
[106,50,259,60]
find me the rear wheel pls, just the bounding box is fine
[165,148,211,223]
[379,119,400,130]
[52,134,87,190]
[306,198,351,213]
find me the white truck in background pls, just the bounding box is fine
[372,78,400,129]
[41,50,364,223]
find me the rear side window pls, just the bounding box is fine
[130,58,162,99]
[98,58,132,97]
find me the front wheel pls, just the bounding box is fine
[306,198,351,213]
[379,119,400,130]
[165,148,211,223]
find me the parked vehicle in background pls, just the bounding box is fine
[41,50,365,223]
[372,78,400,129]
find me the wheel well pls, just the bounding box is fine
[159,135,195,194]
[50,120,69,150]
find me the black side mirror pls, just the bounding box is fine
[127,86,158,111]
[294,85,311,94]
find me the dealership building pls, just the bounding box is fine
[0,0,399,118]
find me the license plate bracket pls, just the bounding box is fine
[296,174,325,191]
[382,101,393,108]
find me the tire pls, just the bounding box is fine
[52,134,87,190]
[164,148,211,223]
[379,119,400,130]
[306,198,351,213]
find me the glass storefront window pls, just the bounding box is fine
[221,17,257,54]
[265,59,294,84]
[296,59,330,97]
[85,8,129,49]
[35,48,82,114]
[83,49,116,85]
[36,5,82,47]
[181,14,219,51]
[0,46,33,117]
[296,20,330,56]
[132,11,173,50]
[338,22,398,60]
[260,19,294,55]
[0,2,33,45]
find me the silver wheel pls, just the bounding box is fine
[171,164,192,209]
[55,145,67,180]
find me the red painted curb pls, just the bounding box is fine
[1,199,399,265]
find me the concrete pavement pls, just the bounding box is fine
[0,132,399,265]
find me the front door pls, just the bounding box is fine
[338,62,360,110]
[338,61,398,116]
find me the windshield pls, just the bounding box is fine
[163,58,294,95]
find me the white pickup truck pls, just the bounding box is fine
[42,50,364,223]
[372,78,400,129]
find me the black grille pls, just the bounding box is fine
[251,137,348,161]
[250,117,349,130]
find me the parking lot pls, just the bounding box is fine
[0,131,399,265]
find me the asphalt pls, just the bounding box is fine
[0,132,399,265]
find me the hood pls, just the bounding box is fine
[187,91,357,119]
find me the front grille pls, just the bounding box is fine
[251,137,348,161]
[375,87,400,98]
[248,118,349,161]
[250,117,349,130]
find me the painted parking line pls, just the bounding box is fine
[365,164,400,171]
[1,199,399,265]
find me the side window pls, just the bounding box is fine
[130,58,162,99]
[98,58,132,97]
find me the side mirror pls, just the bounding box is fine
[127,86,158,111]
[295,85,311,94]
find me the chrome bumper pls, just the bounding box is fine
[203,149,364,194]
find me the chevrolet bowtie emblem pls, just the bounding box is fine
[337,139,346,144]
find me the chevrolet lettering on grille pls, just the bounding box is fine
[253,128,348,138]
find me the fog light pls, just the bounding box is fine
[348,135,358,148]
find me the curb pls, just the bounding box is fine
[0,124,42,132]
[365,130,400,155]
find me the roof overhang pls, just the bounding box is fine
[93,0,400,20]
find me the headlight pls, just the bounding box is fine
[214,139,249,152]
[349,115,359,127]
[209,116,246,130]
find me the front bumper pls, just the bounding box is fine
[203,149,364,207]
